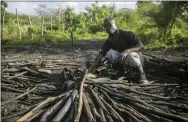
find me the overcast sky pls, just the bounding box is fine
[6,2,137,15]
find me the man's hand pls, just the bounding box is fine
[87,53,103,73]
[121,51,129,57]
[118,51,129,64]
[88,67,93,73]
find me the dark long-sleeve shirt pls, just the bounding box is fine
[99,29,144,56]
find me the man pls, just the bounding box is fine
[88,17,149,84]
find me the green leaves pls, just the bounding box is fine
[2,1,188,48]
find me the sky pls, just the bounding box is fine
[6,2,137,15]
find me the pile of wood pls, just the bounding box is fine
[1,54,188,122]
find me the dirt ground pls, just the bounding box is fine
[1,40,188,121]
[2,40,188,63]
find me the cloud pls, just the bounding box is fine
[6,2,137,15]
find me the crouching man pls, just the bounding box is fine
[88,17,149,84]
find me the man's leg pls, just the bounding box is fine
[122,52,149,84]
[105,49,148,83]
[106,49,125,76]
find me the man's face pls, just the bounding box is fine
[104,23,116,35]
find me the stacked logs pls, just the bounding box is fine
[1,54,188,122]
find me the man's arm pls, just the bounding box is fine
[122,31,144,56]
[88,40,111,73]
[88,53,103,73]
[124,41,144,53]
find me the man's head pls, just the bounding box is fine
[104,17,117,34]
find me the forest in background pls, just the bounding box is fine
[1,1,188,48]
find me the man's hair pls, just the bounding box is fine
[104,17,116,26]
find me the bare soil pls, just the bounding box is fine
[1,40,188,121]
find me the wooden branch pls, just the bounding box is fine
[95,85,164,112]
[1,107,33,121]
[1,85,25,93]
[16,91,71,122]
[64,105,75,122]
[99,95,124,122]
[86,79,180,86]
[132,103,188,122]
[2,68,20,72]
[83,92,94,122]
[2,87,36,106]
[8,71,28,80]
[88,87,109,115]
[108,84,175,100]
[99,108,106,122]
[148,101,188,110]
[27,109,46,122]
[99,89,147,122]
[52,89,78,122]
[22,67,52,79]
[74,69,88,122]
[40,92,71,122]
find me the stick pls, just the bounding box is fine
[22,67,52,79]
[99,95,124,122]
[52,90,78,122]
[1,85,25,93]
[1,106,34,121]
[40,92,71,122]
[16,91,71,122]
[86,79,180,86]
[108,84,174,100]
[27,109,46,122]
[2,87,36,106]
[8,71,28,80]
[83,92,94,122]
[74,69,88,122]
[132,103,188,122]
[99,89,143,122]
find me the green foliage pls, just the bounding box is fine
[2,1,188,48]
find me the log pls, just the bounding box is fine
[108,84,176,100]
[2,68,20,72]
[8,71,28,80]
[52,89,78,122]
[132,103,188,122]
[148,101,188,110]
[88,88,109,115]
[1,106,34,121]
[74,69,88,122]
[22,67,52,79]
[99,108,106,122]
[16,91,71,122]
[64,105,75,122]
[27,109,46,122]
[99,89,146,122]
[99,95,124,122]
[86,79,180,86]
[1,85,25,93]
[82,92,94,122]
[95,85,165,113]
[2,87,37,106]
[40,91,71,122]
